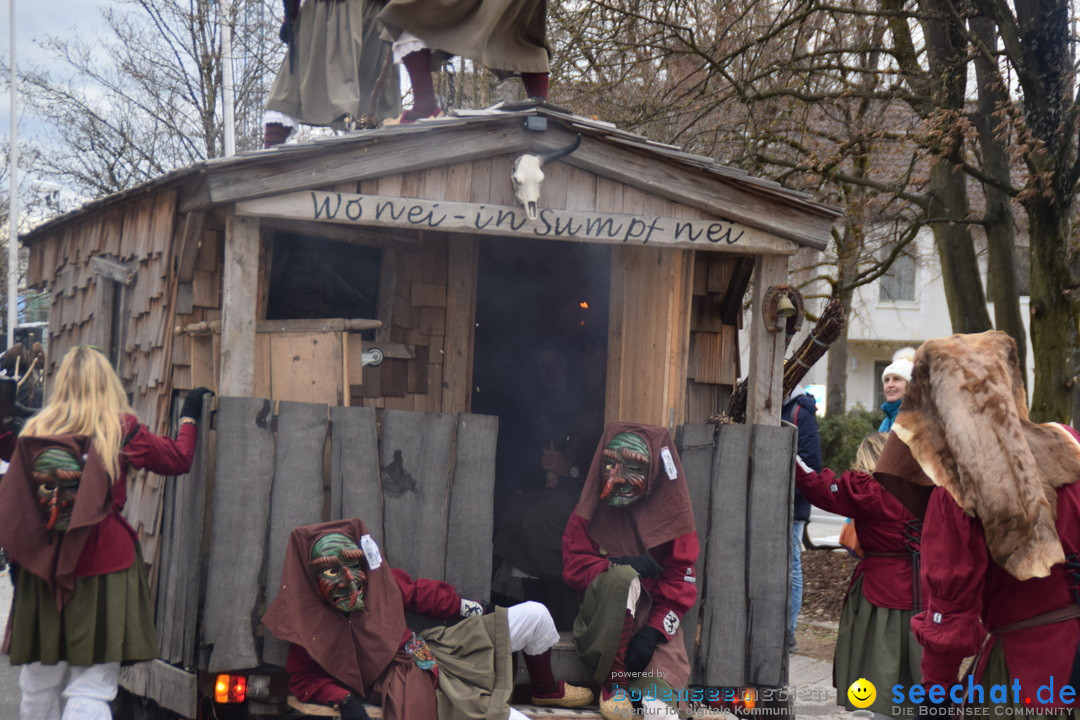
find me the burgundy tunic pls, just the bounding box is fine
[73,415,197,577]
[1,414,196,583]
[287,568,464,706]
[913,482,1080,711]
[562,512,698,639]
[795,465,919,609]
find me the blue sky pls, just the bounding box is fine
[1,0,106,142]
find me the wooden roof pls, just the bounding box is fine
[23,104,840,250]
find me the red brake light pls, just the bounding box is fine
[214,674,247,704]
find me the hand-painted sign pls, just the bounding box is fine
[235,190,795,254]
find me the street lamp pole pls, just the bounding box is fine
[8,0,18,347]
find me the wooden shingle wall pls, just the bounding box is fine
[28,191,181,424]
[685,254,752,423]
[27,190,197,570]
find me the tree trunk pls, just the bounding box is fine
[1026,195,1078,421]
[927,157,993,333]
[971,13,1026,383]
[825,301,852,417]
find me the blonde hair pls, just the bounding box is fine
[851,432,888,475]
[22,345,134,477]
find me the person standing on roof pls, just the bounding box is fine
[262,0,402,147]
[378,0,551,123]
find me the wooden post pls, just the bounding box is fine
[443,238,478,414]
[220,208,259,396]
[746,254,788,426]
[606,246,693,428]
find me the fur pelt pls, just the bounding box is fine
[892,330,1080,580]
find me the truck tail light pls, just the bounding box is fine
[214,674,247,704]
[737,688,757,711]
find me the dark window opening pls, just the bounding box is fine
[266,233,381,329]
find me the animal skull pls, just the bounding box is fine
[511,155,545,221]
[510,135,582,221]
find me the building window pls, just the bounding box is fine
[879,249,916,302]
[266,232,381,323]
[873,360,889,409]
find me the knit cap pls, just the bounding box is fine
[881,347,916,382]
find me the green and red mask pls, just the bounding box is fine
[599,432,651,508]
[32,447,84,532]
[309,533,368,613]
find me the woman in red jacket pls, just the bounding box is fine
[0,345,210,720]
[795,432,921,716]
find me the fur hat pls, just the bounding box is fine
[881,347,916,383]
[881,331,1080,580]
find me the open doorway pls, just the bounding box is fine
[472,237,609,628]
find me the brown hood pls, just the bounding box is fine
[261,518,407,695]
[0,433,112,609]
[573,422,696,555]
[875,331,1080,580]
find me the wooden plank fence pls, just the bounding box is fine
[678,422,795,689]
[151,397,498,675]
[147,404,790,701]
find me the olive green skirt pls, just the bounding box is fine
[8,557,158,667]
[833,576,921,716]
[964,643,1080,718]
[423,607,514,720]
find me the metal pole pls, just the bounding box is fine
[8,0,18,347]
[221,0,236,157]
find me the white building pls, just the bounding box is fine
[787,228,1034,414]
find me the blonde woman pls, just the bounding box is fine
[795,433,922,717]
[0,345,210,720]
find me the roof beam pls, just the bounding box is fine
[204,124,529,207]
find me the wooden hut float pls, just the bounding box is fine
[22,105,839,717]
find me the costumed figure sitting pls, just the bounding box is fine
[378,0,550,123]
[874,331,1080,716]
[562,423,698,720]
[261,518,592,720]
[795,432,922,716]
[263,0,402,147]
[0,345,209,720]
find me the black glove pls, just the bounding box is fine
[624,626,663,674]
[180,387,213,421]
[279,19,292,44]
[613,555,662,579]
[338,695,370,720]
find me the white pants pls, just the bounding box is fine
[392,30,429,64]
[19,661,119,720]
[504,601,561,720]
[506,600,560,656]
[263,109,297,128]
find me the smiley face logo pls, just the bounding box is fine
[847,678,876,709]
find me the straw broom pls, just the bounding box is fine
[711,297,847,424]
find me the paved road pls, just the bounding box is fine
[1,567,19,718]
